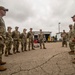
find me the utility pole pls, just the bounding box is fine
[58,22,61,33]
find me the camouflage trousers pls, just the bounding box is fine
[21,41,27,51]
[39,39,45,49]
[69,41,75,52]
[13,40,19,53]
[62,38,67,47]
[28,39,34,50]
[5,41,12,55]
[0,40,4,62]
[62,40,67,47]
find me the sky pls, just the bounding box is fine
[0,0,75,36]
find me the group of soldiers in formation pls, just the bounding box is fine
[0,6,46,71]
[5,26,46,56]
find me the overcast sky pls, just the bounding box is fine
[0,0,75,35]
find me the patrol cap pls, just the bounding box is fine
[40,29,42,31]
[30,28,33,30]
[69,24,72,27]
[23,28,27,31]
[15,26,19,29]
[7,26,12,29]
[0,6,8,11]
[71,15,75,18]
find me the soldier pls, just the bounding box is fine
[20,28,27,52]
[61,30,67,47]
[5,27,13,57]
[27,28,35,50]
[68,24,75,54]
[71,15,75,64]
[12,26,20,54]
[38,29,46,49]
[0,6,8,71]
[72,25,75,63]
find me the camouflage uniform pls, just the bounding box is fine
[0,16,6,62]
[38,29,46,49]
[20,29,27,52]
[12,27,20,53]
[27,28,35,50]
[0,6,8,71]
[72,23,75,52]
[5,27,12,56]
[61,30,67,47]
[68,24,75,54]
[71,15,75,63]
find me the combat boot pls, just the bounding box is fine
[72,60,75,64]
[32,48,35,50]
[40,46,42,49]
[24,46,27,51]
[5,51,8,57]
[0,61,6,65]
[13,48,16,54]
[40,44,42,49]
[8,50,12,55]
[16,48,20,53]
[43,47,46,49]
[16,50,20,53]
[32,44,35,50]
[21,46,24,52]
[68,51,74,54]
[13,51,16,54]
[43,44,46,49]
[24,48,27,51]
[0,66,7,71]
[8,52,12,55]
[5,55,8,57]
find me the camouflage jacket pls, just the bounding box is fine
[68,29,74,40]
[0,16,6,38]
[38,33,44,40]
[12,30,20,41]
[6,32,12,41]
[27,31,34,39]
[61,32,67,40]
[20,32,27,42]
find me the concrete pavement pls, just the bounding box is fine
[0,42,75,75]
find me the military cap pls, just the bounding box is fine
[23,28,27,31]
[15,26,19,28]
[7,26,12,29]
[30,28,33,30]
[71,15,75,18]
[0,6,8,11]
[63,29,65,31]
[40,29,42,31]
[69,24,72,27]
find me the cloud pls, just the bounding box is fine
[0,0,75,35]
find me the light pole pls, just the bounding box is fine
[58,22,61,33]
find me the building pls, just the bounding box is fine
[56,32,62,41]
[33,31,52,42]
